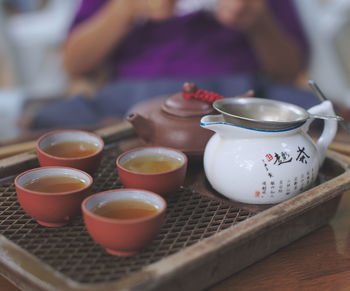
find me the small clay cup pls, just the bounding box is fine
[36,130,104,173]
[15,167,93,227]
[82,189,166,256]
[116,146,188,196]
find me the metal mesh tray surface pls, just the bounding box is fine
[0,140,254,287]
[0,135,350,291]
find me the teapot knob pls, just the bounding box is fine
[182,82,198,94]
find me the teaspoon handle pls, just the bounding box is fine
[308,79,350,135]
[310,114,344,121]
[308,80,328,102]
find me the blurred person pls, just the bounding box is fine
[64,0,306,82]
[29,0,317,129]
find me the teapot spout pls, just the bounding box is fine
[200,114,227,133]
[127,113,154,142]
[201,114,243,137]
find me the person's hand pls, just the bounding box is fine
[215,0,269,32]
[129,0,177,21]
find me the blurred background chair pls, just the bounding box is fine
[3,0,79,99]
[295,0,350,107]
[0,0,79,141]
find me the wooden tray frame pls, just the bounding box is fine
[0,122,350,291]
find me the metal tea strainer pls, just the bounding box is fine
[213,96,343,131]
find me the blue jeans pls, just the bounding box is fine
[30,75,319,129]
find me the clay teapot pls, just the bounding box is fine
[126,82,216,159]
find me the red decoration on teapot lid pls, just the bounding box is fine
[161,82,221,117]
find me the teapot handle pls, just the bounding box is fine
[302,101,337,165]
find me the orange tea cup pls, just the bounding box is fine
[116,146,188,196]
[15,167,93,227]
[82,189,166,256]
[36,129,104,173]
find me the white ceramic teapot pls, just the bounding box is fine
[200,97,338,204]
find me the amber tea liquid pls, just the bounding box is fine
[121,154,182,173]
[43,141,99,158]
[91,200,159,219]
[23,175,87,193]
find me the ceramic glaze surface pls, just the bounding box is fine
[82,189,166,256]
[15,167,93,227]
[116,146,187,196]
[201,101,337,204]
[36,130,104,174]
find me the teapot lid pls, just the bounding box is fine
[161,83,215,117]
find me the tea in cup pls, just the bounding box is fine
[82,189,166,256]
[36,130,104,173]
[116,146,188,196]
[15,167,93,227]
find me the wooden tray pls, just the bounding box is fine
[0,122,350,291]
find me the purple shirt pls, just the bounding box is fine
[71,0,308,80]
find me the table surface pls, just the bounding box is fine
[211,191,350,291]
[1,130,350,290]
